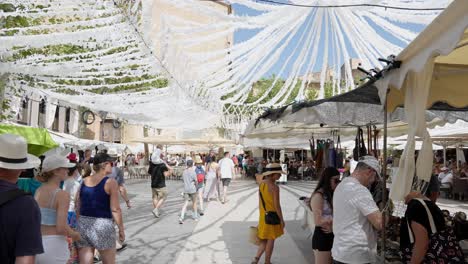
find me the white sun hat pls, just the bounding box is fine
[0,134,41,170]
[42,154,76,173]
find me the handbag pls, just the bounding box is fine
[401,199,465,263]
[259,184,281,225]
[249,226,260,245]
[353,128,367,161]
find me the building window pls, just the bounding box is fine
[65,107,71,133]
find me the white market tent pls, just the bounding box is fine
[131,135,235,146]
[394,141,443,151]
[48,130,128,154]
[375,0,468,201]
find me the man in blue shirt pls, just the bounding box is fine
[0,134,43,264]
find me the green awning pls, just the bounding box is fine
[0,123,59,156]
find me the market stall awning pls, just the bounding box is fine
[377,0,468,110]
[0,123,58,156]
[257,82,468,126]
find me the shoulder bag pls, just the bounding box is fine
[259,183,281,225]
[353,128,367,161]
[401,198,465,263]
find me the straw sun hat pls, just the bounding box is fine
[195,155,203,164]
[0,134,40,170]
[262,163,285,177]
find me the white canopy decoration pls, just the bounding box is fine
[0,0,451,131]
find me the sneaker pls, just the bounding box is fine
[199,211,204,216]
[179,217,184,224]
[152,208,159,218]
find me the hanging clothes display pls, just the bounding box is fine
[323,140,330,169]
[328,139,337,168]
[315,140,324,169]
[309,136,316,160]
[336,135,344,169]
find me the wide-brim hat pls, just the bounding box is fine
[262,163,285,176]
[195,155,203,164]
[0,134,41,170]
[42,154,76,173]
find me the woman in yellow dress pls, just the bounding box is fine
[252,163,285,264]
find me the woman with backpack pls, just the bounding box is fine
[194,156,206,216]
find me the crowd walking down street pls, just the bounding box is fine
[2,134,468,264]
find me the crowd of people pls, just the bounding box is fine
[251,155,465,264]
[147,146,239,224]
[1,132,466,264]
[0,134,129,264]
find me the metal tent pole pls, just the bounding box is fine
[381,89,389,261]
[443,143,447,166]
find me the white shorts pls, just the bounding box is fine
[35,235,70,264]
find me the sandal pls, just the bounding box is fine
[251,257,259,264]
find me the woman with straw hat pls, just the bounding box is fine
[252,163,285,264]
[34,154,81,263]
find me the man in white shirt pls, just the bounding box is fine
[438,167,453,183]
[332,156,383,264]
[218,151,235,204]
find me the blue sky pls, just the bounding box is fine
[232,2,429,78]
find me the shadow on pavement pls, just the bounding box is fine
[221,220,313,264]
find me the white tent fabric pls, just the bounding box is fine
[394,141,443,151]
[456,146,466,164]
[375,0,468,202]
[392,120,468,141]
[48,130,128,153]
